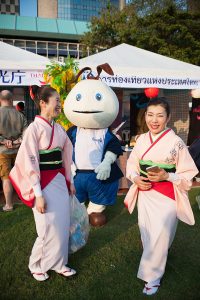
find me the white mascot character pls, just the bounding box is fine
[64,63,123,227]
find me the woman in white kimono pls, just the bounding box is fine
[9,86,76,281]
[125,97,198,295]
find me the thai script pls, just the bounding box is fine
[101,75,199,87]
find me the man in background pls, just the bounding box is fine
[0,90,28,211]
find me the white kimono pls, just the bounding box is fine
[10,116,73,274]
[125,129,198,283]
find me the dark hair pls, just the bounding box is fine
[16,101,24,110]
[30,85,57,111]
[146,97,170,117]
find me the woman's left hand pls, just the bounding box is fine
[69,183,76,195]
[147,168,169,182]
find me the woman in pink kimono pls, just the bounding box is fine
[125,97,198,295]
[9,86,76,281]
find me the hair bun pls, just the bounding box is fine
[29,85,40,100]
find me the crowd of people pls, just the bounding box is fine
[0,88,199,295]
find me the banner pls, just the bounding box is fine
[83,72,200,89]
[0,69,45,86]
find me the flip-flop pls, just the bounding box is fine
[32,272,49,281]
[143,284,160,295]
[56,267,76,278]
[2,206,13,212]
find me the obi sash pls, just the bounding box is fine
[39,147,70,191]
[139,129,175,200]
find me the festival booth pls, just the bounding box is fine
[0,41,50,121]
[0,41,49,86]
[78,43,200,188]
[78,43,200,141]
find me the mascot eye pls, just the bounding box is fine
[95,93,102,101]
[76,93,82,101]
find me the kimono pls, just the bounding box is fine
[124,128,198,283]
[9,116,73,274]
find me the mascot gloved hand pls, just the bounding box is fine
[64,63,123,227]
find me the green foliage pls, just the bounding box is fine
[128,0,187,15]
[44,57,79,130]
[82,3,200,65]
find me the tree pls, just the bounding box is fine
[82,4,139,53]
[128,0,187,15]
[135,5,200,65]
[82,4,200,65]
[187,0,200,13]
[43,57,79,130]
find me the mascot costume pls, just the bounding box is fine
[64,63,123,227]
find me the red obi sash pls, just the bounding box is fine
[139,128,175,200]
[40,167,70,191]
[139,181,175,200]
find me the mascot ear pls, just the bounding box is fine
[70,63,114,84]
[96,63,114,79]
[74,67,92,82]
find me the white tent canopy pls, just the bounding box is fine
[0,41,50,86]
[78,43,200,89]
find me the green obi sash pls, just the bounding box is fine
[139,160,176,181]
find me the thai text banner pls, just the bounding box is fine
[82,72,200,89]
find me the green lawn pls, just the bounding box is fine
[0,189,200,300]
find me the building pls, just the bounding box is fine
[0,0,123,59]
[0,1,123,20]
[0,1,124,123]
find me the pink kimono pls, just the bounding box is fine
[9,116,73,274]
[125,129,198,283]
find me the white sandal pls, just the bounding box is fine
[143,283,160,295]
[32,272,49,281]
[56,267,76,277]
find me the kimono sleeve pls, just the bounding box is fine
[172,139,199,191]
[62,134,73,185]
[126,139,141,183]
[15,123,40,187]
[105,134,123,157]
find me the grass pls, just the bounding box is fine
[0,188,200,300]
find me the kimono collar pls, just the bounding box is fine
[141,128,171,160]
[35,115,54,127]
[149,128,169,144]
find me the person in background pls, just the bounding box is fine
[16,101,25,116]
[9,86,76,282]
[124,97,198,296]
[0,90,28,211]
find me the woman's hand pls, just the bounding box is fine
[4,139,13,148]
[133,176,152,190]
[147,168,169,182]
[35,196,46,214]
[69,183,76,195]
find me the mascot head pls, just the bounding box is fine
[64,63,119,129]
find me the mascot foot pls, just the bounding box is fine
[89,212,107,227]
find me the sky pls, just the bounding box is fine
[20,0,37,17]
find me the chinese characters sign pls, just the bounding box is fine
[0,69,45,86]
